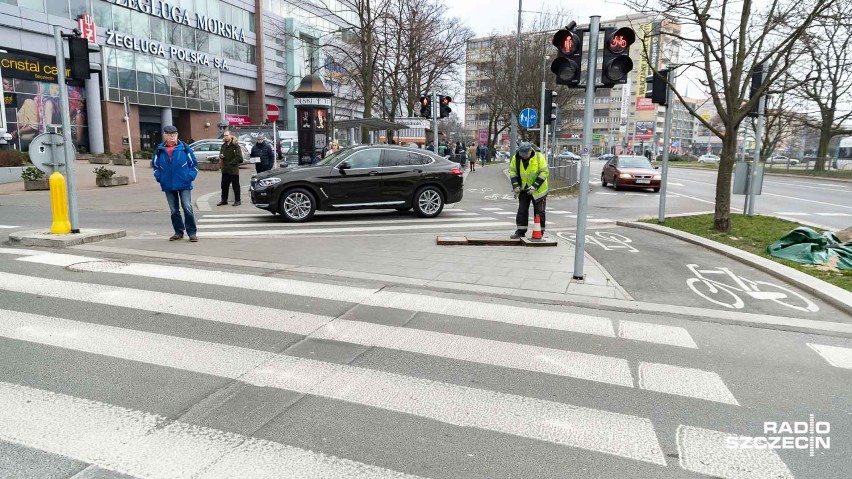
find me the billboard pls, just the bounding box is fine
[636,23,652,100]
[635,121,655,141]
[636,97,656,111]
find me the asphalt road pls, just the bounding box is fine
[0,248,849,478]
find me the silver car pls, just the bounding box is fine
[698,154,720,163]
[189,139,250,164]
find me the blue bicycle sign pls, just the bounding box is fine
[519,108,538,128]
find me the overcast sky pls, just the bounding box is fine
[444,0,638,119]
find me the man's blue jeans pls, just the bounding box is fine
[165,189,196,237]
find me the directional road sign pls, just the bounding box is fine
[519,108,538,128]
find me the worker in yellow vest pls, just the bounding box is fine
[509,142,549,239]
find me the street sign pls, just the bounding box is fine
[519,108,538,128]
[28,133,66,176]
[266,104,280,122]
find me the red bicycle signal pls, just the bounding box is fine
[605,27,635,55]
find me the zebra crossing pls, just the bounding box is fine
[0,248,838,478]
[195,207,613,237]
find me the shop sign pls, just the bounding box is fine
[293,97,332,107]
[226,114,251,126]
[77,15,97,43]
[112,0,246,42]
[105,30,230,71]
[0,53,71,82]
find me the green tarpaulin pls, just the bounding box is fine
[767,227,852,270]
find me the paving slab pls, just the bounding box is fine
[9,229,126,248]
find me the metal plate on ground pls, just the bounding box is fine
[436,235,524,246]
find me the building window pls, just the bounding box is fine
[225,87,249,116]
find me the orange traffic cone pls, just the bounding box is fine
[531,214,543,240]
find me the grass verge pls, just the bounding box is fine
[642,214,852,291]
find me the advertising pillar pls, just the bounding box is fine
[289,75,334,165]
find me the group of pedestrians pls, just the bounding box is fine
[150,125,277,243]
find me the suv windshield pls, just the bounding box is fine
[618,156,653,169]
[313,148,347,167]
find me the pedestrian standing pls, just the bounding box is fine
[217,130,242,206]
[455,141,466,168]
[509,142,549,239]
[251,134,275,173]
[467,142,477,171]
[151,125,199,242]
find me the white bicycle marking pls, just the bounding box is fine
[468,187,493,193]
[557,231,639,252]
[685,264,819,313]
[483,193,516,201]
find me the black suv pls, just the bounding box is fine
[250,145,464,222]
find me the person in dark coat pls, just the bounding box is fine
[217,130,242,206]
[251,135,275,173]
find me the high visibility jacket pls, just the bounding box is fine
[509,151,549,200]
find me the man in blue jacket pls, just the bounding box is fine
[151,125,199,242]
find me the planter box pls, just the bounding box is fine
[112,158,134,166]
[24,179,49,190]
[88,157,111,164]
[198,162,220,171]
[96,176,129,187]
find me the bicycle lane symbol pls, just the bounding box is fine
[685,264,819,313]
[556,231,639,252]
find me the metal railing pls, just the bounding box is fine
[548,156,579,190]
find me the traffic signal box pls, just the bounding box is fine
[419,96,431,118]
[68,36,91,81]
[550,24,582,88]
[601,27,635,87]
[543,89,557,125]
[645,68,670,106]
[439,96,452,118]
[748,63,765,118]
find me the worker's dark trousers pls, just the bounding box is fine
[516,193,546,233]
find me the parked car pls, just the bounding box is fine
[600,155,661,192]
[279,145,299,167]
[250,145,465,222]
[599,153,615,162]
[557,151,581,161]
[768,155,799,165]
[189,139,250,164]
[698,154,720,163]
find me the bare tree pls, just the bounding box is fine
[790,2,852,170]
[629,0,835,232]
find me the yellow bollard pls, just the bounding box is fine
[49,171,71,234]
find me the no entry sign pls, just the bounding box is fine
[266,104,280,122]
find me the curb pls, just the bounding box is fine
[617,221,852,317]
[9,229,127,248]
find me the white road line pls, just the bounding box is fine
[198,217,497,229]
[549,210,572,214]
[815,212,851,217]
[0,311,667,465]
[588,219,615,223]
[669,192,744,212]
[314,319,633,387]
[773,212,811,216]
[494,212,516,215]
[807,343,852,369]
[0,225,19,229]
[8,259,696,348]
[201,213,271,219]
[638,363,739,405]
[0,382,420,479]
[676,425,793,479]
[198,222,511,237]
[481,207,504,211]
[0,248,43,256]
[762,191,852,210]
[618,321,697,349]
[597,192,618,195]
[668,182,684,186]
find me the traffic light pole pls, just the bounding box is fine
[746,93,766,217]
[54,26,80,233]
[657,69,674,224]
[572,15,599,281]
[510,0,522,160]
[539,56,546,149]
[432,92,439,151]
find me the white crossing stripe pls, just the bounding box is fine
[442,211,480,216]
[481,207,504,211]
[0,311,667,465]
[549,210,572,214]
[200,213,272,219]
[676,425,793,479]
[588,219,615,223]
[0,225,19,229]
[198,216,498,229]
[198,221,511,237]
[8,259,697,348]
[638,363,739,405]
[494,212,516,215]
[597,192,618,195]
[807,343,852,369]
[619,321,697,349]
[0,382,421,479]
[815,212,851,217]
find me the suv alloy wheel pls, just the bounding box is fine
[279,188,316,222]
[413,186,444,218]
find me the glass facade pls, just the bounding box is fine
[103,47,220,112]
[224,87,249,116]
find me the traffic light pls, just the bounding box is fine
[748,63,765,118]
[550,21,582,88]
[68,36,91,80]
[645,68,669,106]
[419,96,431,118]
[543,89,557,125]
[439,96,452,118]
[601,27,635,87]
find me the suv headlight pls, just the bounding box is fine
[257,177,282,188]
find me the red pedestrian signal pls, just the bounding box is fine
[550,22,582,88]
